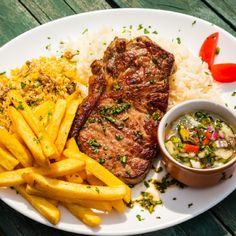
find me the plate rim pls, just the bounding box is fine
[0,8,236,236]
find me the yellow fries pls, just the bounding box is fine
[0,158,85,187]
[65,173,83,184]
[0,166,6,173]
[86,171,104,186]
[23,173,126,201]
[0,128,33,167]
[63,148,131,203]
[15,185,60,225]
[33,100,55,126]
[63,203,101,227]
[0,146,19,170]
[0,91,131,227]
[26,185,112,212]
[8,91,58,160]
[46,99,66,143]
[8,107,49,167]
[55,98,82,154]
[111,200,125,213]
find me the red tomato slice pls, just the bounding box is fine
[211,63,236,83]
[199,32,219,69]
[184,144,200,153]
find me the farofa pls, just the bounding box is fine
[0,56,82,130]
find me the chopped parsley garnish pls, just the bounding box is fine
[188,203,193,208]
[234,106,236,110]
[204,71,209,75]
[134,130,143,141]
[152,112,160,121]
[82,28,88,34]
[117,123,124,130]
[231,91,236,96]
[192,20,196,26]
[144,28,150,34]
[152,57,158,65]
[117,155,127,164]
[88,138,101,148]
[86,185,91,188]
[0,108,4,113]
[95,187,100,193]
[98,157,105,165]
[144,180,150,188]
[155,166,163,173]
[0,71,6,75]
[45,44,51,50]
[88,117,96,123]
[152,173,185,193]
[106,116,116,123]
[152,31,158,34]
[149,80,156,84]
[34,80,42,88]
[20,82,26,89]
[137,24,143,30]
[113,82,121,91]
[115,134,124,141]
[16,101,24,110]
[136,214,145,221]
[176,37,181,44]
[215,47,220,55]
[136,192,162,213]
[156,216,161,219]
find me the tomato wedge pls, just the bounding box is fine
[211,63,236,83]
[199,32,219,69]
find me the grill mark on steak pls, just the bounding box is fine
[69,36,175,184]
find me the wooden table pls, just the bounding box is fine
[0,1,235,235]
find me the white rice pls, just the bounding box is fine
[61,27,222,109]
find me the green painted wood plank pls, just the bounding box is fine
[113,0,236,36]
[212,190,236,235]
[178,211,231,236]
[65,0,111,12]
[204,0,236,30]
[20,0,75,24]
[0,201,79,236]
[0,0,39,46]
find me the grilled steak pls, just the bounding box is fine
[70,36,175,184]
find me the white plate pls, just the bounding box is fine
[0,8,236,236]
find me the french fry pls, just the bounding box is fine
[66,138,79,151]
[8,91,59,160]
[0,158,85,187]
[111,200,125,213]
[23,173,126,201]
[65,173,83,184]
[0,128,33,167]
[15,185,60,225]
[63,148,131,203]
[0,166,6,173]
[33,100,55,127]
[46,99,66,143]
[26,185,112,212]
[0,145,19,170]
[86,171,104,186]
[66,91,80,104]
[8,107,49,167]
[47,199,59,207]
[78,170,87,180]
[63,203,101,227]
[55,98,82,155]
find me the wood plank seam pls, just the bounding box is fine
[62,0,77,14]
[211,210,235,236]
[18,0,42,24]
[105,0,120,8]
[201,0,236,31]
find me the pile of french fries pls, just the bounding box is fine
[0,90,131,227]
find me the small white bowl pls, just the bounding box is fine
[157,99,236,187]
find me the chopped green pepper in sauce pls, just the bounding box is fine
[165,111,236,169]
